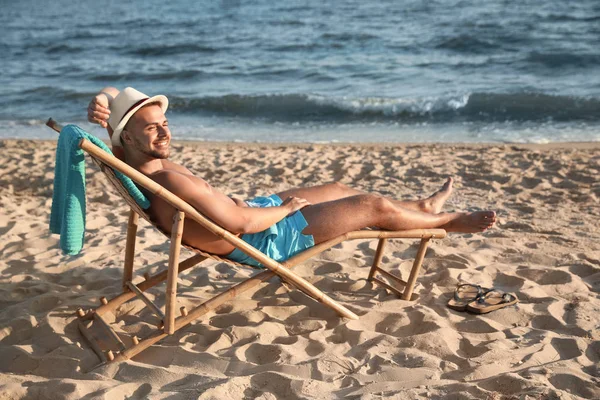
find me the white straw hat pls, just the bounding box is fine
[108,87,168,147]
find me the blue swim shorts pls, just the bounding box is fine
[226,194,315,268]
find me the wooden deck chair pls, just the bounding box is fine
[47,119,446,367]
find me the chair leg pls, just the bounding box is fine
[165,211,185,335]
[123,209,139,290]
[369,237,433,300]
[368,238,387,281]
[126,281,166,321]
[77,319,107,363]
[95,254,208,317]
[114,269,277,362]
[368,238,408,297]
[76,244,209,365]
[401,238,430,301]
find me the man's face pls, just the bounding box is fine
[123,104,171,159]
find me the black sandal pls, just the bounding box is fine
[466,289,518,314]
[447,283,490,311]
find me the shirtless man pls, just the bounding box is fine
[88,87,496,267]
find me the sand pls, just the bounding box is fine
[0,139,599,399]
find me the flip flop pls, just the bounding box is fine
[466,289,519,314]
[447,284,490,311]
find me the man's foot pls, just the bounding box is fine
[443,211,496,233]
[422,177,454,214]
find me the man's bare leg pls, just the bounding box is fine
[300,194,496,244]
[277,178,454,214]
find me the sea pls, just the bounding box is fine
[1,0,599,143]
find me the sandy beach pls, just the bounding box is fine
[0,139,599,399]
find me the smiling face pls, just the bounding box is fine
[121,103,171,159]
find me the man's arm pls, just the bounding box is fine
[87,87,125,159]
[154,171,309,234]
[87,86,119,129]
[230,197,248,207]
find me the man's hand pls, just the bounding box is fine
[282,196,311,216]
[87,93,111,128]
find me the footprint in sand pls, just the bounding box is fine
[550,337,582,360]
[478,374,533,397]
[242,343,283,365]
[548,373,600,399]
[517,268,571,285]
[209,310,268,328]
[285,319,325,336]
[568,262,599,278]
[314,262,343,274]
[492,273,526,289]
[455,319,498,334]
[458,337,492,358]
[305,341,325,357]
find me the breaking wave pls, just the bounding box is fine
[168,92,600,123]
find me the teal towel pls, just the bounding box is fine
[50,125,150,255]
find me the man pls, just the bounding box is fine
[87,87,496,267]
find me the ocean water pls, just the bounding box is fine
[1,0,599,143]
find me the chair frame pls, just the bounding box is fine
[47,119,446,366]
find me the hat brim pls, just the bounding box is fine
[111,95,169,147]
